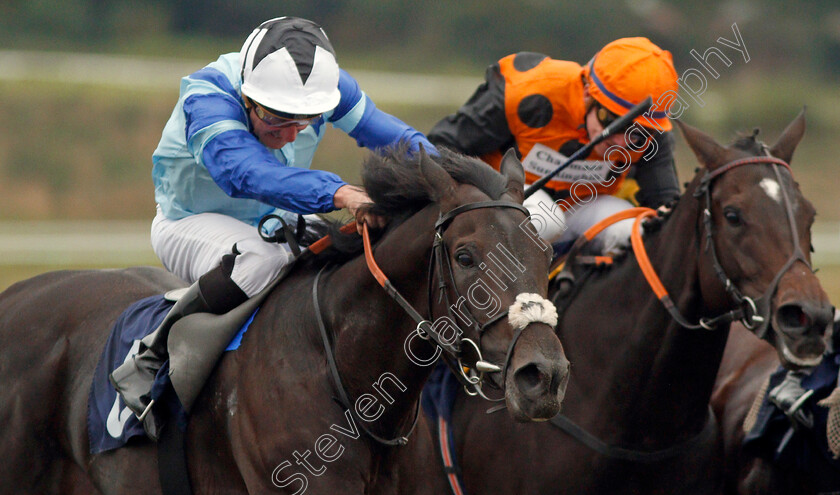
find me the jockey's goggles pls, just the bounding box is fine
[250,99,322,128]
[594,103,648,148]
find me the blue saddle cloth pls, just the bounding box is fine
[87,295,258,454]
[743,350,840,489]
[421,362,462,423]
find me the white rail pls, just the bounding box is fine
[0,50,482,106]
[0,221,836,267]
[0,50,837,264]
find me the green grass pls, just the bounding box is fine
[0,69,837,304]
[1,73,838,221]
[2,262,837,306]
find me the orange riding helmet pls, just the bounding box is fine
[583,37,679,131]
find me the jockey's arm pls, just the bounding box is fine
[427,63,513,156]
[633,131,681,208]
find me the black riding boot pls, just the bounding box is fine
[109,253,248,435]
[109,281,211,419]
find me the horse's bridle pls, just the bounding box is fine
[691,152,810,337]
[312,199,531,446]
[427,200,533,400]
[619,152,809,332]
[549,153,810,461]
[564,153,808,334]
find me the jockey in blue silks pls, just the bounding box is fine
[111,16,434,435]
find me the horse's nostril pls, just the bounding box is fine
[514,363,544,395]
[777,304,809,332]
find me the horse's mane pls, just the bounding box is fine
[731,128,766,155]
[364,144,507,218]
[316,144,508,262]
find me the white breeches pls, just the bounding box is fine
[151,206,296,297]
[524,189,636,254]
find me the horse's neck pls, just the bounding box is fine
[564,196,727,443]
[322,211,438,438]
[631,204,730,428]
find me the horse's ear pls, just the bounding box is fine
[499,148,525,204]
[769,108,806,164]
[418,146,455,202]
[675,119,728,170]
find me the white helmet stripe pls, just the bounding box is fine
[240,28,267,82]
[239,17,341,116]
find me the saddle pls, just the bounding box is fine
[89,221,353,453]
[87,262,291,454]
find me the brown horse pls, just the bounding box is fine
[437,113,832,494]
[712,324,805,495]
[709,114,837,495]
[713,316,839,495]
[0,148,569,494]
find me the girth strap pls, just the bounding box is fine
[312,265,420,447]
[158,418,192,495]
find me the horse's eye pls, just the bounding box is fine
[723,207,742,226]
[455,251,474,267]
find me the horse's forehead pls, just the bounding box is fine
[716,165,808,216]
[717,164,785,193]
[454,183,494,203]
[447,184,531,238]
[758,177,782,205]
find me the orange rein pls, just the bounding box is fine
[361,222,389,288]
[306,221,358,255]
[306,221,390,289]
[579,206,655,242]
[629,209,669,300]
[575,206,671,301]
[314,210,669,303]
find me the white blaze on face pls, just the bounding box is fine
[759,178,782,204]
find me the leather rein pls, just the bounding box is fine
[312,200,530,446]
[692,154,808,338]
[550,153,808,460]
[580,154,803,333]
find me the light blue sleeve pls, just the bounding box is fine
[182,67,346,214]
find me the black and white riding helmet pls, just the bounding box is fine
[240,17,340,117]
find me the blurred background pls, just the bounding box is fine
[0,0,837,301]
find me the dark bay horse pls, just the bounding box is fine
[712,319,838,495]
[0,148,569,494]
[440,113,832,494]
[712,324,806,495]
[709,114,837,495]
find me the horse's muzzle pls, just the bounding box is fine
[504,322,570,422]
[773,300,834,368]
